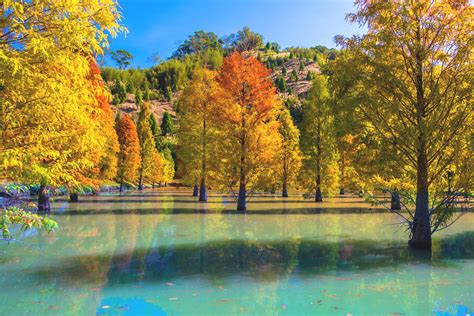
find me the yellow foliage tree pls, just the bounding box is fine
[216,52,282,212]
[277,107,302,197]
[115,114,141,191]
[1,0,124,211]
[137,102,157,190]
[338,0,473,248]
[176,68,223,201]
[300,76,339,202]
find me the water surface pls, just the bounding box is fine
[0,190,473,315]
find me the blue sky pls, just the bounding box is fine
[108,0,363,68]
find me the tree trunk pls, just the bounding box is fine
[237,180,246,212]
[192,184,199,197]
[409,151,431,249]
[282,182,288,198]
[315,117,322,203]
[138,173,144,190]
[37,184,50,214]
[409,34,432,249]
[340,152,345,196]
[390,191,401,210]
[199,109,208,203]
[282,159,289,197]
[237,107,247,213]
[70,193,79,203]
[315,187,323,202]
[199,178,207,202]
[315,174,322,202]
[119,182,124,192]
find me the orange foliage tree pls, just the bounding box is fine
[115,114,141,191]
[217,52,282,212]
[79,60,119,188]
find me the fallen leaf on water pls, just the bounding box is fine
[351,293,364,297]
[101,305,111,309]
[166,282,174,286]
[192,293,198,297]
[145,299,159,303]
[48,306,60,310]
[239,307,248,313]
[282,304,286,310]
[169,297,178,301]
[218,286,225,290]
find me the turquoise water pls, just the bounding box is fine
[0,190,473,315]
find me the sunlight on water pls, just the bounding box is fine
[0,190,473,315]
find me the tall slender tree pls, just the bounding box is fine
[217,52,282,212]
[300,76,339,202]
[115,114,141,191]
[177,69,222,201]
[277,108,303,197]
[339,0,473,248]
[137,102,156,190]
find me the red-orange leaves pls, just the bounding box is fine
[214,52,282,198]
[116,114,141,187]
[218,52,278,125]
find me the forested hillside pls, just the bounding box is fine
[100,28,337,126]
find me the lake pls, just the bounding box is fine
[0,189,473,315]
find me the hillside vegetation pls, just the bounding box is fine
[101,28,337,125]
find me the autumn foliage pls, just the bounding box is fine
[217,52,282,211]
[115,114,141,190]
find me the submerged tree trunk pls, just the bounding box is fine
[315,186,323,202]
[409,149,431,249]
[237,128,247,212]
[237,179,246,212]
[70,193,79,203]
[192,184,199,197]
[282,182,288,198]
[340,152,345,195]
[138,174,144,190]
[199,113,208,202]
[199,178,207,202]
[315,156,323,202]
[390,191,401,210]
[282,159,289,197]
[37,184,50,214]
[237,110,247,213]
[409,42,432,249]
[315,117,323,203]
